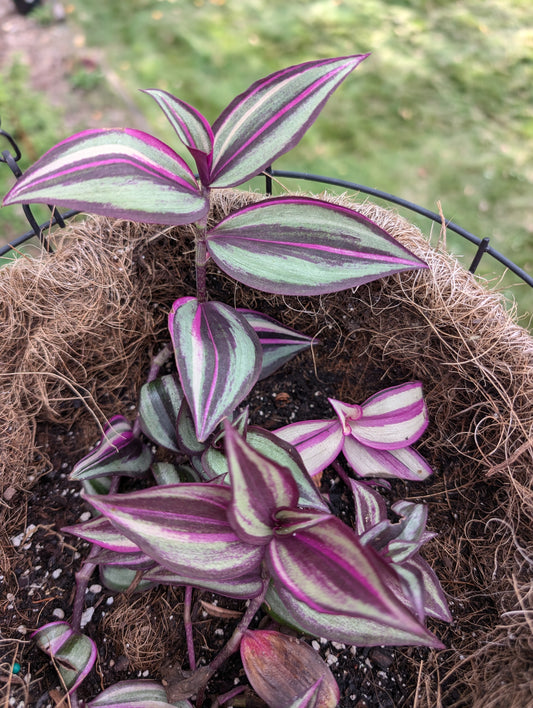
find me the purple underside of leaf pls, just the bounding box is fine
[169,297,262,441]
[3,128,209,225]
[82,485,264,580]
[144,565,264,600]
[206,197,427,296]
[224,421,299,545]
[62,516,143,553]
[209,54,369,187]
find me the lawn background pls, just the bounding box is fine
[1,0,532,321]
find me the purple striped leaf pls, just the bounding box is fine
[403,554,452,622]
[168,297,262,442]
[343,436,433,481]
[176,398,210,457]
[240,630,339,708]
[206,197,427,296]
[138,374,184,452]
[267,509,427,638]
[361,501,434,563]
[90,547,155,569]
[224,421,299,545]
[237,309,316,380]
[266,582,444,648]
[209,55,369,187]
[143,89,213,185]
[349,479,388,536]
[201,427,329,511]
[62,516,144,553]
[347,382,429,450]
[144,565,264,600]
[82,485,264,580]
[32,622,97,692]
[274,419,343,476]
[2,129,209,225]
[88,679,192,707]
[70,416,153,481]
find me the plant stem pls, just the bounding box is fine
[165,578,269,705]
[184,585,196,671]
[195,188,211,304]
[70,544,100,633]
[195,579,268,706]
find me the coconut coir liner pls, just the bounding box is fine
[0,190,532,707]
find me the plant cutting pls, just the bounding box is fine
[2,55,452,707]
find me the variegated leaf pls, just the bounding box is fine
[70,416,153,481]
[240,630,339,708]
[32,622,97,692]
[224,421,299,545]
[266,582,444,648]
[209,55,368,187]
[138,374,184,452]
[83,485,264,580]
[343,436,433,481]
[206,197,427,296]
[404,554,452,622]
[268,509,427,637]
[349,479,388,536]
[144,565,264,600]
[88,679,192,707]
[143,89,213,184]
[237,309,315,380]
[176,398,209,456]
[350,382,429,450]
[168,297,262,442]
[2,129,209,225]
[274,419,344,476]
[62,516,144,553]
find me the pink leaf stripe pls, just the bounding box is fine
[207,197,427,296]
[3,128,209,225]
[224,421,299,545]
[82,485,264,581]
[169,298,262,441]
[143,89,214,184]
[210,55,369,187]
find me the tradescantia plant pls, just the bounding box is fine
[3,55,451,707]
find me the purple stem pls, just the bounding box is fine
[195,189,211,304]
[332,459,352,487]
[70,548,98,633]
[211,685,246,707]
[194,578,269,707]
[184,585,196,671]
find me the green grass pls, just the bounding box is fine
[1,0,532,321]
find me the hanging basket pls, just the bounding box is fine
[1,189,532,707]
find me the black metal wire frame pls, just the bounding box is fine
[1,120,532,289]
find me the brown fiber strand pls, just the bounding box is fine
[1,190,532,706]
